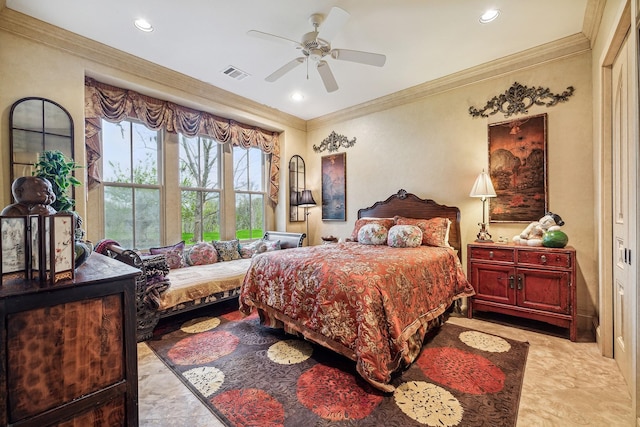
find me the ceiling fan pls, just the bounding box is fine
[247,7,386,93]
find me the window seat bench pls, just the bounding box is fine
[100,231,305,341]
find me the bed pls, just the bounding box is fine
[239,189,475,392]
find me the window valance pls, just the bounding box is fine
[84,77,280,204]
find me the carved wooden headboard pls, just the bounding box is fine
[357,189,462,260]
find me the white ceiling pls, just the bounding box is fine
[6,0,590,121]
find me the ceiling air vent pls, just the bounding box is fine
[222,66,250,81]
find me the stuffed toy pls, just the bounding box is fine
[513,212,565,246]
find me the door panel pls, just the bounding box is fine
[612,35,632,387]
[518,269,570,314]
[470,264,516,305]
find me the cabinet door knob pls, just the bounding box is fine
[540,255,547,264]
[489,251,494,259]
[509,275,515,289]
[517,275,523,290]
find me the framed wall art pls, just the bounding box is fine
[321,152,346,221]
[1,216,28,281]
[488,113,548,222]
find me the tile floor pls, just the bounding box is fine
[138,312,635,426]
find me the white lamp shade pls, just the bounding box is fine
[470,170,497,198]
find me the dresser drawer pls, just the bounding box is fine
[517,250,572,269]
[469,246,514,262]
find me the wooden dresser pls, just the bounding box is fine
[0,253,140,426]
[467,242,577,341]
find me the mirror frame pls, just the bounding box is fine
[289,155,306,222]
[9,97,75,187]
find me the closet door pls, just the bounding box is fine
[612,34,635,388]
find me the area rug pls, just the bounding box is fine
[147,304,529,427]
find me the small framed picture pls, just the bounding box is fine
[48,213,75,284]
[1,216,28,281]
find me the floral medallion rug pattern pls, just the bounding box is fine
[147,305,529,427]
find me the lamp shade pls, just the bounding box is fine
[297,189,317,207]
[469,170,497,198]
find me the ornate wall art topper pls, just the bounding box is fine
[469,82,574,118]
[313,131,356,153]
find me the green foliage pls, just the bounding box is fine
[33,150,82,212]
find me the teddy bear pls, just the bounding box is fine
[512,212,565,246]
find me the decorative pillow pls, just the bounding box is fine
[185,242,218,266]
[262,239,281,252]
[149,241,185,269]
[240,240,267,259]
[357,223,389,245]
[349,217,395,242]
[394,216,452,247]
[387,225,423,248]
[212,239,241,262]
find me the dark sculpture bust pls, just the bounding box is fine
[1,176,57,216]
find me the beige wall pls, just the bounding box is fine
[0,9,597,326]
[0,12,306,245]
[306,52,595,325]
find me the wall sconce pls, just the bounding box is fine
[469,170,497,242]
[297,190,317,245]
[1,213,75,285]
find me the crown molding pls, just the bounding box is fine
[582,0,605,48]
[0,8,307,133]
[307,33,591,131]
[1,6,593,134]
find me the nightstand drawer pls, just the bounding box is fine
[518,250,572,268]
[469,246,514,262]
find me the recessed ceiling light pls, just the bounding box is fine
[134,18,154,32]
[291,92,304,102]
[479,9,500,24]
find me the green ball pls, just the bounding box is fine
[542,230,568,248]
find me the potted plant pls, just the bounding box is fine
[33,150,90,266]
[33,150,82,213]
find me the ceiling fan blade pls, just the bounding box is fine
[317,7,350,43]
[331,49,386,67]
[247,30,301,49]
[265,57,305,82]
[316,60,338,93]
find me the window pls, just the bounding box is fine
[233,146,265,240]
[102,119,162,249]
[179,135,222,243]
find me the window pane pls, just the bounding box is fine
[181,190,198,243]
[104,186,133,248]
[201,137,220,189]
[233,147,248,191]
[134,188,161,248]
[235,193,250,239]
[248,148,263,191]
[180,135,220,189]
[181,190,220,243]
[251,194,264,239]
[102,120,132,182]
[132,122,159,185]
[202,192,220,241]
[179,135,199,187]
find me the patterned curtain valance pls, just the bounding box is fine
[84,77,280,204]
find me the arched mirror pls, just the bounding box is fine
[289,155,306,222]
[10,97,74,183]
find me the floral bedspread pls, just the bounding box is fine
[239,242,475,392]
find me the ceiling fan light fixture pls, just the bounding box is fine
[134,18,154,32]
[479,9,500,24]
